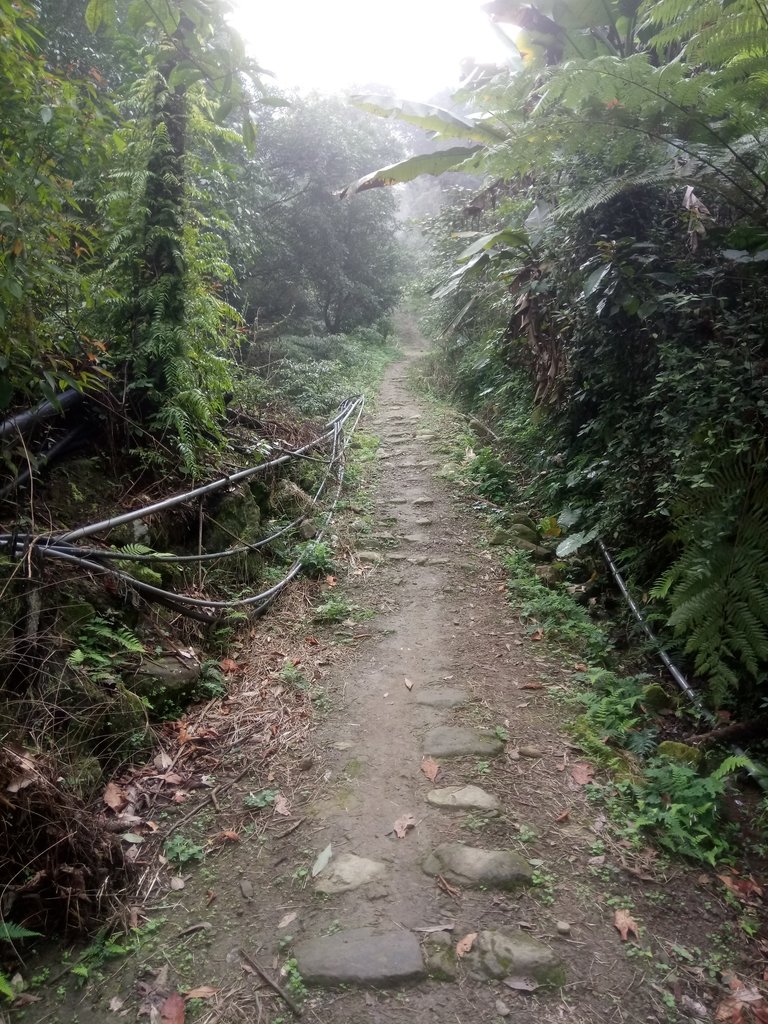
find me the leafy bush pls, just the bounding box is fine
[612,756,749,866]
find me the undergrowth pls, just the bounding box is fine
[422,397,767,867]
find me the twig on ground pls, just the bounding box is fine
[239,948,303,1018]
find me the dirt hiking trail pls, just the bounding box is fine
[39,315,752,1024]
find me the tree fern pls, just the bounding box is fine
[651,455,768,704]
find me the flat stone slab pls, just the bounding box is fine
[467,930,565,986]
[413,497,434,506]
[423,726,504,757]
[422,842,533,890]
[426,785,500,813]
[294,928,426,987]
[415,687,468,709]
[314,854,387,894]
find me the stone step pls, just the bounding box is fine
[423,842,532,890]
[423,726,504,757]
[468,929,565,986]
[313,853,387,895]
[426,785,500,813]
[414,687,468,709]
[294,928,426,988]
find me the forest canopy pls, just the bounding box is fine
[0,0,405,472]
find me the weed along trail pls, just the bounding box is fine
[32,316,761,1024]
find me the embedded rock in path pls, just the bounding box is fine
[294,928,426,987]
[415,518,433,527]
[413,496,434,507]
[423,726,504,757]
[403,534,427,544]
[467,929,565,986]
[314,854,387,895]
[426,785,500,813]
[415,687,468,709]
[357,550,383,564]
[423,930,457,980]
[422,842,533,890]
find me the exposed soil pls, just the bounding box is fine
[24,315,764,1024]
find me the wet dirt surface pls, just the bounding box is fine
[29,315,759,1024]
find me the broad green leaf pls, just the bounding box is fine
[583,264,610,298]
[340,147,482,197]
[40,105,53,125]
[459,227,530,261]
[556,528,599,557]
[84,0,108,32]
[350,95,504,143]
[241,114,257,154]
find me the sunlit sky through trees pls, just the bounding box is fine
[228,1,511,99]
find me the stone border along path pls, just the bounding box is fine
[291,316,567,1016]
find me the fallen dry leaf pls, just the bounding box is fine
[325,575,337,588]
[404,676,413,691]
[520,683,545,691]
[278,911,297,929]
[220,658,239,674]
[554,810,570,824]
[718,872,763,901]
[109,996,125,1012]
[160,992,185,1024]
[220,830,240,843]
[530,629,544,641]
[571,763,595,786]
[393,813,416,838]
[103,781,127,812]
[274,794,290,816]
[420,757,441,783]
[170,876,185,891]
[503,976,540,992]
[574,662,588,672]
[613,909,640,942]
[184,986,218,1000]
[456,932,477,958]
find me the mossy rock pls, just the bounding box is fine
[641,684,677,712]
[204,486,263,580]
[129,651,202,701]
[657,741,702,767]
[534,564,563,588]
[508,523,540,545]
[510,537,554,562]
[509,514,538,532]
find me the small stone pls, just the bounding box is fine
[518,746,544,758]
[415,518,433,526]
[413,497,434,507]
[426,785,500,813]
[403,534,427,544]
[467,929,565,986]
[294,928,425,987]
[495,999,511,1017]
[422,843,533,890]
[415,687,468,709]
[314,854,387,894]
[428,557,450,566]
[423,726,504,758]
[357,550,383,564]
[556,921,571,936]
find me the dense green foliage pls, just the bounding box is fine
[358,0,768,708]
[1,0,404,473]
